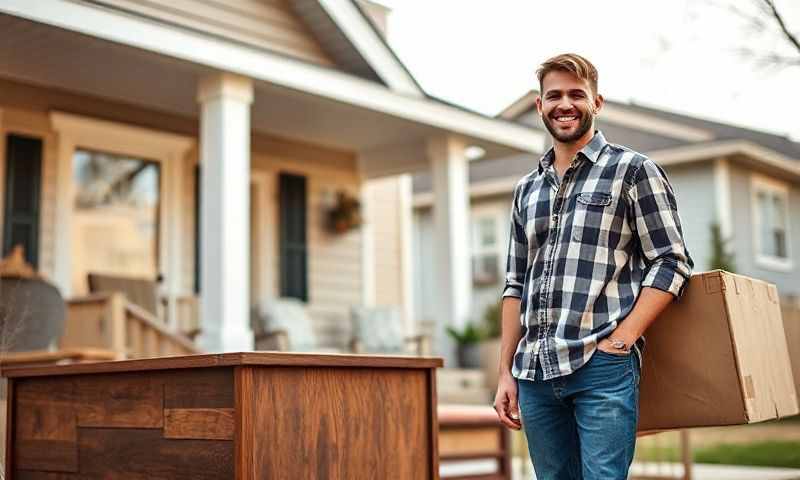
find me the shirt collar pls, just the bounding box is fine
[538,130,608,174]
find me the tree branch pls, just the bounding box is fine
[760,0,800,54]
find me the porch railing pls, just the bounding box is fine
[63,292,199,359]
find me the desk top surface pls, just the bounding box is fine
[1,351,444,378]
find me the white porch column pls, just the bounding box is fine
[428,134,472,365]
[196,73,254,352]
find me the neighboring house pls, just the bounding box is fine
[0,0,541,355]
[412,91,800,326]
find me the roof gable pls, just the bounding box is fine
[291,0,424,96]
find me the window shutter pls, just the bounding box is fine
[279,173,308,301]
[3,135,42,268]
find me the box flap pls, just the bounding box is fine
[723,273,800,421]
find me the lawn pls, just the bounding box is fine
[635,417,800,468]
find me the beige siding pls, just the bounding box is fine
[1,79,363,349]
[86,0,336,67]
[249,150,361,348]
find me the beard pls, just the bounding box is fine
[541,110,594,144]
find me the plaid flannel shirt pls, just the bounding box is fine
[503,131,693,381]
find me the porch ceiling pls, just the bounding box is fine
[0,13,519,165]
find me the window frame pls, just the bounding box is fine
[50,112,194,304]
[750,173,793,272]
[470,205,507,287]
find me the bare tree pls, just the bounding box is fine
[721,0,800,68]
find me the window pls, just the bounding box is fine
[3,135,42,268]
[752,175,792,271]
[71,149,160,294]
[471,214,500,285]
[279,173,308,301]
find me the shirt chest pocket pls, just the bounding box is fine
[571,192,614,244]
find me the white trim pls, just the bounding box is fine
[414,174,521,208]
[497,90,715,142]
[0,0,542,154]
[49,111,194,298]
[650,140,800,179]
[750,172,793,272]
[714,157,733,243]
[317,0,423,97]
[397,174,416,334]
[411,141,800,209]
[600,104,714,142]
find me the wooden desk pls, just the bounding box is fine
[3,352,443,479]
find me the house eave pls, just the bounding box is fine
[0,0,543,155]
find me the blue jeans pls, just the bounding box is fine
[517,350,640,480]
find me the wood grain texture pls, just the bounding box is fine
[5,378,13,480]
[77,427,233,479]
[76,374,163,428]
[428,368,441,480]
[235,366,255,480]
[3,352,443,378]
[14,377,78,472]
[163,408,234,440]
[15,439,77,473]
[15,471,82,479]
[164,367,233,409]
[251,367,433,479]
[10,367,238,478]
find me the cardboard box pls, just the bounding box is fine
[638,270,799,431]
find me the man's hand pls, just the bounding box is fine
[493,373,522,430]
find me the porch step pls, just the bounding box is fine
[437,368,491,405]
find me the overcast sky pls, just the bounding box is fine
[379,0,800,142]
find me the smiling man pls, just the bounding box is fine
[492,53,694,479]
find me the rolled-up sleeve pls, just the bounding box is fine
[626,158,694,299]
[503,183,528,299]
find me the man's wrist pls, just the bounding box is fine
[498,368,514,380]
[608,331,638,350]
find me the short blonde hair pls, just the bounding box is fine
[536,53,598,95]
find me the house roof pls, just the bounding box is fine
[294,0,425,96]
[413,90,800,196]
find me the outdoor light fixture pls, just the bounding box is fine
[465,145,486,161]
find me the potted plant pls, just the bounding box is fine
[327,190,362,234]
[446,322,484,368]
[478,301,502,390]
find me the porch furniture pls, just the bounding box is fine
[86,272,201,339]
[349,305,432,356]
[62,293,198,359]
[88,272,161,317]
[251,297,340,352]
[4,351,443,479]
[0,246,65,352]
[438,404,512,480]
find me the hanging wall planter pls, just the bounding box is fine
[327,190,362,234]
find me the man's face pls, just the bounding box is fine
[536,70,602,144]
